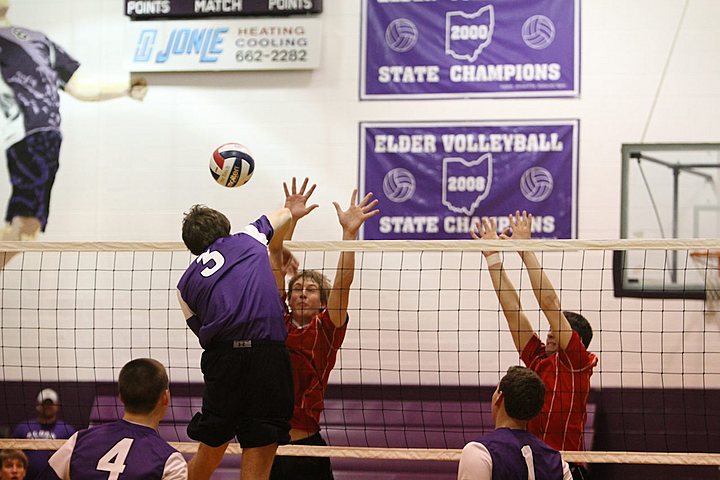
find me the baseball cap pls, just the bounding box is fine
[36,388,59,404]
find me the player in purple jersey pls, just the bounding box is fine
[40,358,187,480]
[12,388,76,480]
[458,366,572,480]
[0,0,147,243]
[176,203,294,480]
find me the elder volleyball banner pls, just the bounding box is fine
[360,120,579,240]
[361,0,579,99]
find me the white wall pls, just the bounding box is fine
[1,0,718,241]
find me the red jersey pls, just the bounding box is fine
[284,308,347,432]
[521,330,597,451]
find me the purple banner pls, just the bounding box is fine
[360,121,579,240]
[360,0,579,99]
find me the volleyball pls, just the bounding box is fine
[209,143,255,188]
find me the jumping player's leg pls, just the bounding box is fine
[187,441,230,480]
[269,432,334,480]
[4,131,62,240]
[241,444,278,480]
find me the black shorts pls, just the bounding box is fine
[269,432,334,480]
[5,130,62,230]
[187,342,294,448]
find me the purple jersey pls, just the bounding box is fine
[0,26,80,141]
[42,420,186,480]
[177,215,287,348]
[477,428,564,480]
[13,419,76,480]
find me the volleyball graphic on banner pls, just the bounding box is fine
[383,168,416,203]
[522,15,556,49]
[385,18,418,52]
[520,167,554,202]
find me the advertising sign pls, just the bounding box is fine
[126,17,321,71]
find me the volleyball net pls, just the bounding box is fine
[0,239,719,468]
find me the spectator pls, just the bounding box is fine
[12,389,75,479]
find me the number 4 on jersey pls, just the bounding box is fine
[96,438,134,480]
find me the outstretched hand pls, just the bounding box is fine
[333,190,380,239]
[284,177,319,222]
[471,217,500,241]
[471,217,505,259]
[508,210,533,240]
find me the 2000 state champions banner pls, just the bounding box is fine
[361,0,579,99]
[360,120,579,240]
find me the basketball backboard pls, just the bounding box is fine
[614,143,720,299]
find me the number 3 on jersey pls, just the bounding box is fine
[521,445,536,480]
[196,250,225,277]
[96,438,134,480]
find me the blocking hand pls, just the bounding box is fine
[508,210,533,240]
[333,189,379,239]
[284,177,319,222]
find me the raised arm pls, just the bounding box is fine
[267,207,293,292]
[64,71,148,102]
[326,190,379,328]
[269,178,318,292]
[471,217,535,353]
[510,210,573,351]
[283,177,318,241]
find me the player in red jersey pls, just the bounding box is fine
[472,211,597,480]
[268,178,379,480]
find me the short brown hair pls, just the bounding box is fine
[0,449,27,469]
[287,270,332,305]
[182,205,231,255]
[564,311,593,348]
[498,366,545,421]
[118,358,168,414]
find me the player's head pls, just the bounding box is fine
[545,311,593,354]
[564,311,593,348]
[0,449,27,480]
[118,358,169,415]
[182,204,231,255]
[287,270,332,322]
[35,388,60,423]
[493,366,545,423]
